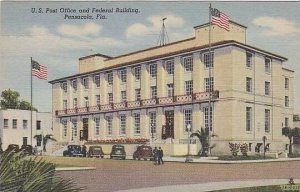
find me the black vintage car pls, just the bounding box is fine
[63,145,83,157]
[5,144,20,154]
[110,145,126,160]
[87,146,104,158]
[20,145,33,155]
[133,145,153,161]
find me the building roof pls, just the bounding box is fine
[194,20,247,29]
[49,40,288,84]
[79,53,112,60]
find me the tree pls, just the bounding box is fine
[282,127,300,156]
[190,127,217,157]
[0,89,37,111]
[34,134,56,152]
[0,152,83,192]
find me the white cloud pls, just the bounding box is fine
[252,16,300,37]
[57,22,102,38]
[126,13,185,38]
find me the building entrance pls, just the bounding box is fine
[162,110,174,139]
[80,118,89,141]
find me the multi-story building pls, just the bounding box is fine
[50,21,294,155]
[0,109,52,151]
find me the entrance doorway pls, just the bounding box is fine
[23,137,28,145]
[164,110,174,139]
[80,118,89,141]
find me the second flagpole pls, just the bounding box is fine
[30,57,33,146]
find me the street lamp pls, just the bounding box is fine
[150,123,154,146]
[262,136,267,159]
[185,123,193,162]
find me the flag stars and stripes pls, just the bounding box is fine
[210,7,230,31]
[31,60,48,80]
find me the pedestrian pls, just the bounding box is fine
[158,147,164,165]
[82,145,87,157]
[153,147,158,165]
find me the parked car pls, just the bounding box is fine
[20,145,33,155]
[63,145,83,157]
[5,144,19,154]
[87,146,104,158]
[133,145,153,161]
[110,145,126,160]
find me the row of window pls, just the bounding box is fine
[246,52,271,73]
[61,53,215,93]
[62,78,214,109]
[246,108,271,132]
[61,107,213,138]
[3,119,41,130]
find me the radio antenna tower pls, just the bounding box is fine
[157,17,169,46]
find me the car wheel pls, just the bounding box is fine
[144,158,147,161]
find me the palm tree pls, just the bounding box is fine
[282,127,300,156]
[0,152,83,192]
[34,134,57,152]
[190,127,217,157]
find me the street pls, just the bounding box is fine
[53,157,300,192]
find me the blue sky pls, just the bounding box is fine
[1,1,300,114]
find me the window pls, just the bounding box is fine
[135,89,141,101]
[204,52,214,68]
[12,119,17,129]
[149,64,157,78]
[36,135,42,147]
[265,81,270,96]
[62,82,67,93]
[36,120,41,130]
[62,120,67,137]
[95,95,100,105]
[94,75,100,88]
[149,112,156,134]
[94,117,100,136]
[108,93,113,104]
[134,113,141,135]
[183,56,193,72]
[72,119,77,137]
[71,79,77,91]
[82,77,89,89]
[185,80,193,95]
[150,86,157,99]
[120,69,127,83]
[204,107,213,130]
[4,119,8,128]
[184,109,192,132]
[119,114,126,135]
[23,120,28,129]
[285,96,289,107]
[246,77,252,93]
[73,98,77,108]
[265,109,270,132]
[246,107,252,131]
[121,91,126,102]
[63,100,67,110]
[285,78,289,89]
[265,58,271,73]
[246,52,253,68]
[84,97,89,107]
[106,116,113,136]
[165,60,174,75]
[285,117,289,127]
[167,84,174,97]
[205,77,214,92]
[133,66,141,80]
[107,72,113,85]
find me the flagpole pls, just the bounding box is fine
[30,57,33,146]
[208,3,212,156]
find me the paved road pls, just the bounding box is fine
[54,157,300,192]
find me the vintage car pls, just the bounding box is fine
[5,144,20,154]
[87,146,104,158]
[63,145,83,157]
[133,145,153,161]
[20,145,33,155]
[110,145,126,160]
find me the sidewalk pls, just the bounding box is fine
[117,179,300,192]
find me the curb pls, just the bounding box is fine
[55,167,96,171]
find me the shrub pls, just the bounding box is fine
[240,143,248,156]
[229,142,240,156]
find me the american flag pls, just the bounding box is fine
[210,7,230,31]
[31,60,48,80]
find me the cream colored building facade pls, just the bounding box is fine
[50,21,294,155]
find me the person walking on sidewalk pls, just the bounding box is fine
[158,147,164,165]
[153,147,158,165]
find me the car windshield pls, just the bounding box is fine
[142,147,150,150]
[72,146,81,150]
[92,147,101,150]
[114,146,124,149]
